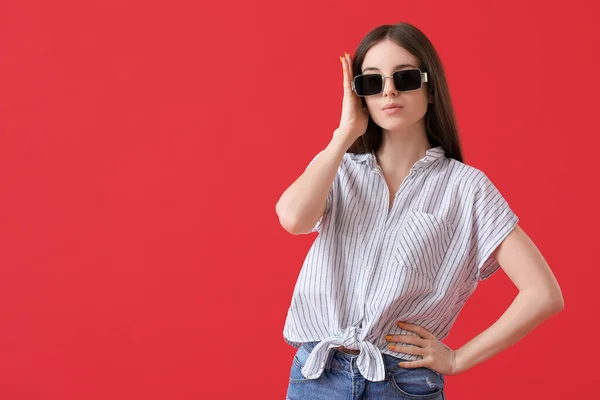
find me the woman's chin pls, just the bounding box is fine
[374,115,424,133]
[377,121,410,132]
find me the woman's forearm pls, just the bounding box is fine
[276,130,352,235]
[454,288,563,374]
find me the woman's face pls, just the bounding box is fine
[360,39,430,132]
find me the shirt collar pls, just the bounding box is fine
[349,146,446,172]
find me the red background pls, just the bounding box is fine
[1,0,598,398]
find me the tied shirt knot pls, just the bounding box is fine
[300,325,387,381]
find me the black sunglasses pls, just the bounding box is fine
[351,68,428,97]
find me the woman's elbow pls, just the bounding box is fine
[542,287,565,314]
[552,290,565,313]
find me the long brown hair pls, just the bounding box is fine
[349,22,464,163]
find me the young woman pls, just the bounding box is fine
[276,22,564,400]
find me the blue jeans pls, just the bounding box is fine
[286,341,445,400]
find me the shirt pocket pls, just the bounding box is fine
[393,210,453,280]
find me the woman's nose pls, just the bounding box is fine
[382,76,398,97]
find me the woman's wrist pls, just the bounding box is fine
[452,347,467,375]
[330,127,356,152]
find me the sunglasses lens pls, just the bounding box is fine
[354,74,383,96]
[393,69,422,91]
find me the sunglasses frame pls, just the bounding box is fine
[351,68,428,97]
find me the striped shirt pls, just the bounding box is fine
[282,146,519,382]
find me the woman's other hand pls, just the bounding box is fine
[385,321,461,376]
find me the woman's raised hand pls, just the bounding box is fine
[336,52,369,144]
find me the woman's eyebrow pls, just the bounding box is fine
[362,64,417,73]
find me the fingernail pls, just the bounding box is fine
[397,321,405,326]
[388,345,395,350]
[345,52,349,59]
[385,335,392,340]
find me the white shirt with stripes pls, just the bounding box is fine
[282,146,519,382]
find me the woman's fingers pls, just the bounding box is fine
[388,345,426,356]
[385,335,427,347]
[345,52,354,80]
[340,55,351,92]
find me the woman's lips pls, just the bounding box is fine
[382,106,403,115]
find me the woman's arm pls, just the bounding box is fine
[275,130,353,235]
[453,223,564,373]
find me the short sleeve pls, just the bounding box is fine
[470,172,519,281]
[305,151,335,234]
